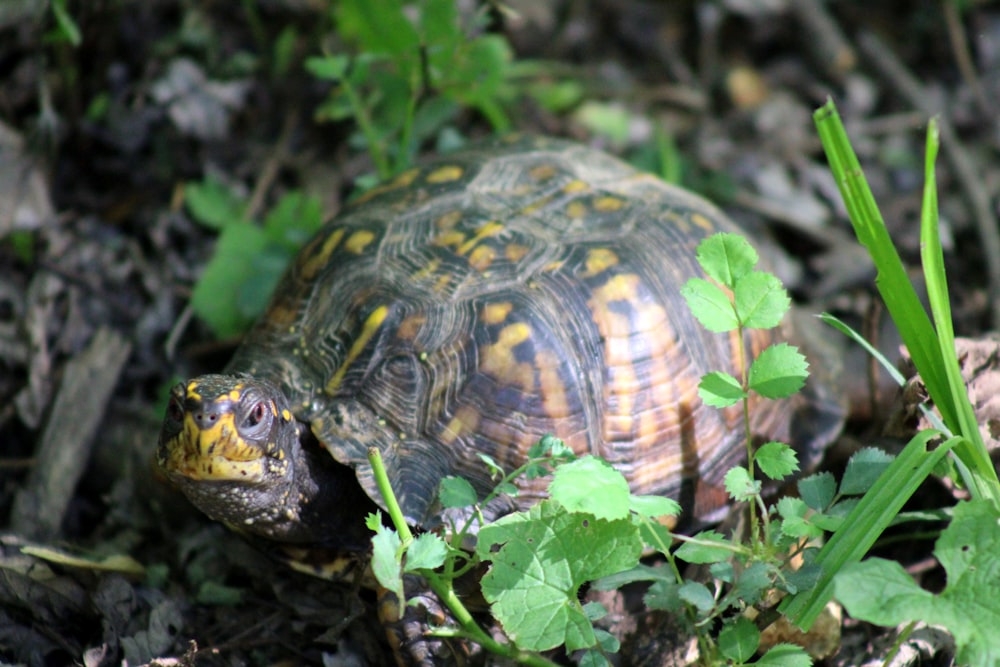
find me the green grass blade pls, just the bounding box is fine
[780,431,957,628]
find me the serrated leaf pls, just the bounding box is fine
[644,578,682,611]
[840,447,894,495]
[755,643,812,667]
[549,455,630,521]
[755,441,800,480]
[698,371,746,407]
[695,232,759,287]
[748,344,809,399]
[476,500,642,652]
[734,271,790,329]
[681,278,738,332]
[834,500,1000,665]
[439,476,478,508]
[724,466,760,502]
[777,497,824,539]
[404,533,447,572]
[798,472,836,511]
[719,616,760,663]
[369,522,404,607]
[628,494,680,519]
[675,531,732,564]
[733,561,775,602]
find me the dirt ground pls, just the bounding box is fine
[1,1,998,665]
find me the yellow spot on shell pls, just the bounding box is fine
[426,165,464,184]
[282,409,293,421]
[411,258,442,283]
[468,244,495,271]
[457,221,503,256]
[345,229,376,254]
[583,248,619,277]
[352,168,420,204]
[566,201,588,219]
[435,210,462,230]
[691,212,715,232]
[397,314,426,341]
[325,305,389,394]
[479,323,535,393]
[481,302,513,325]
[434,230,466,248]
[594,196,625,212]
[300,228,346,279]
[529,164,557,181]
[505,244,529,262]
[442,406,481,446]
[563,179,589,194]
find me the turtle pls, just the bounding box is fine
[157,135,845,661]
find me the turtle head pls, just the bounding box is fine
[157,374,339,543]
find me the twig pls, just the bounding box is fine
[789,0,856,77]
[857,30,1000,327]
[942,1,992,120]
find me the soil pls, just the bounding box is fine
[1,1,998,665]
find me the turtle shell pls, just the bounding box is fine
[224,135,844,526]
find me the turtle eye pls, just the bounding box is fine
[240,399,271,436]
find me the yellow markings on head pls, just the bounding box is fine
[457,221,503,256]
[281,409,293,421]
[529,164,557,181]
[163,410,266,482]
[479,322,535,394]
[435,209,463,230]
[594,196,625,212]
[481,301,514,325]
[185,381,202,400]
[325,305,389,394]
[425,164,464,184]
[468,244,496,272]
[442,404,481,445]
[228,389,243,402]
[344,229,376,255]
[582,248,619,277]
[691,212,715,232]
[563,179,589,194]
[300,228,346,280]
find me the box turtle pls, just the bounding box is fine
[157,135,844,655]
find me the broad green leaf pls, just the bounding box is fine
[698,371,746,407]
[724,466,760,502]
[734,271,790,329]
[681,278,738,332]
[476,501,642,651]
[185,177,245,229]
[404,533,447,572]
[367,513,404,606]
[755,441,800,480]
[644,579,682,612]
[695,232,758,287]
[748,343,808,399]
[755,643,812,667]
[438,476,478,508]
[835,500,1000,665]
[675,531,732,564]
[777,497,823,539]
[627,494,680,519]
[840,447,894,496]
[719,616,759,663]
[678,581,715,614]
[549,455,630,521]
[798,472,836,511]
[190,224,267,337]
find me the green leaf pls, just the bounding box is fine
[263,192,323,249]
[724,466,760,502]
[439,476,478,508]
[734,271,790,329]
[733,561,775,603]
[777,497,824,539]
[719,616,760,663]
[755,643,812,667]
[674,531,732,564]
[678,581,715,614]
[755,441,800,480]
[628,494,680,519]
[695,232,759,288]
[643,579,682,612]
[190,224,267,338]
[367,512,404,605]
[304,54,351,80]
[840,447,894,496]
[698,371,746,407]
[549,455,631,521]
[748,343,809,399]
[835,500,1000,665]
[680,278,738,332]
[404,533,447,572]
[185,177,245,229]
[476,500,642,651]
[798,472,836,511]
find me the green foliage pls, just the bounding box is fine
[186,182,323,337]
[834,500,1000,664]
[306,0,514,177]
